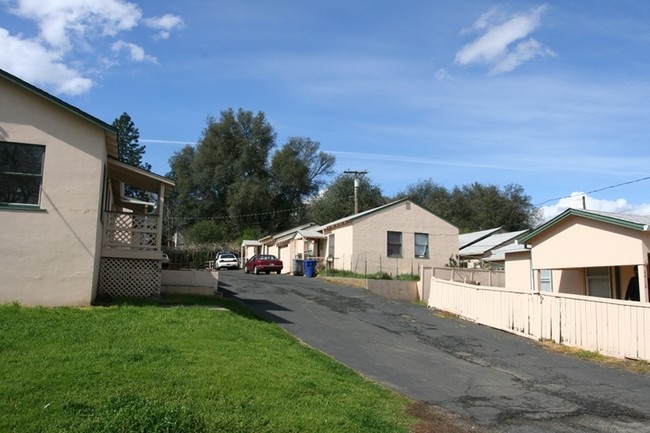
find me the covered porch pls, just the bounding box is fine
[98,158,175,298]
[513,208,650,303]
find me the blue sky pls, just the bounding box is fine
[2,0,650,220]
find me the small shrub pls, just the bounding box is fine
[320,269,420,281]
[367,272,393,280]
[395,274,420,281]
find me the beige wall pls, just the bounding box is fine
[555,269,584,295]
[0,79,106,306]
[504,251,532,291]
[531,217,646,269]
[278,245,292,274]
[325,201,458,275]
[325,224,354,270]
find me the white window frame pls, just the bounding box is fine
[540,269,553,292]
[586,267,612,298]
[414,233,429,259]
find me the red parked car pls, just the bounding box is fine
[244,254,283,274]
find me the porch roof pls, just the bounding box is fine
[519,208,650,244]
[107,158,175,212]
[297,229,326,239]
[259,222,321,245]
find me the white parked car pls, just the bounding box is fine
[215,253,239,270]
[161,253,170,269]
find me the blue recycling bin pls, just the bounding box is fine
[304,259,318,278]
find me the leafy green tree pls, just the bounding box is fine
[188,220,222,244]
[450,182,539,232]
[308,173,386,224]
[395,179,539,233]
[396,179,452,220]
[112,113,151,200]
[169,111,338,241]
[270,137,336,229]
[168,109,277,241]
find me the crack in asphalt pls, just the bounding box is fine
[235,277,650,430]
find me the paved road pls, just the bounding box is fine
[218,271,650,432]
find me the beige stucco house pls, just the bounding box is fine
[258,223,326,274]
[0,68,174,306]
[321,198,459,276]
[505,208,650,302]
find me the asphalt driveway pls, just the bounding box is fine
[218,271,650,433]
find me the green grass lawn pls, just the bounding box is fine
[0,296,417,433]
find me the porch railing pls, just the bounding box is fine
[103,211,159,251]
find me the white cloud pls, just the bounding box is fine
[112,40,157,63]
[0,28,92,95]
[7,0,142,50]
[1,0,180,95]
[454,5,554,74]
[540,192,650,222]
[491,38,555,74]
[435,68,452,81]
[143,14,184,40]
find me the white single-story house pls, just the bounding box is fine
[506,208,650,302]
[0,68,174,306]
[320,198,459,276]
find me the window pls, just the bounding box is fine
[328,234,335,258]
[540,269,553,292]
[0,142,45,207]
[387,231,402,257]
[414,233,429,258]
[586,267,611,298]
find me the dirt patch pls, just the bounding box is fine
[540,341,650,375]
[320,276,367,289]
[408,401,493,433]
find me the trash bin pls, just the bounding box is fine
[293,259,304,276]
[304,259,318,278]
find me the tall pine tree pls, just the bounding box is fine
[112,112,151,200]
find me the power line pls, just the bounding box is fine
[535,175,650,207]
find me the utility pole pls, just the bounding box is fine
[344,170,368,214]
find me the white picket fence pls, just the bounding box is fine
[429,277,650,362]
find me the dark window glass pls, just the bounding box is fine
[0,143,45,205]
[387,231,402,257]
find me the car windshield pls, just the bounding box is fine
[220,254,235,259]
[259,255,277,260]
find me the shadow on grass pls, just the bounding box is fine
[93,290,294,324]
[92,292,264,321]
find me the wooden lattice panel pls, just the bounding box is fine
[99,257,161,298]
[104,212,158,250]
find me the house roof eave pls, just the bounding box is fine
[519,208,649,244]
[107,158,175,205]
